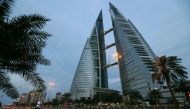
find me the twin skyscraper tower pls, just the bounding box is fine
[70,3,158,99]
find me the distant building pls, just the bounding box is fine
[19,93,29,104]
[28,90,45,104]
[18,90,45,104]
[56,92,62,101]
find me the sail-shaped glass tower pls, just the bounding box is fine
[70,3,160,99]
[70,11,108,99]
[109,3,159,97]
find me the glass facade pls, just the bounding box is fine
[109,3,159,97]
[70,4,160,99]
[70,11,108,99]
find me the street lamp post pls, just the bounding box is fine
[48,82,55,102]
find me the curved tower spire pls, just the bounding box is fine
[70,11,108,99]
[109,2,159,97]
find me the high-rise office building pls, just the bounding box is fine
[109,3,159,97]
[70,3,159,99]
[70,11,108,99]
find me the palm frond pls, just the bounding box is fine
[0,15,51,66]
[16,71,46,91]
[0,15,51,64]
[170,72,178,82]
[173,68,188,79]
[0,59,36,72]
[152,55,188,84]
[9,14,50,30]
[0,0,14,21]
[1,14,51,46]
[0,71,19,98]
[0,60,47,91]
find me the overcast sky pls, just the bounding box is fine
[1,0,190,105]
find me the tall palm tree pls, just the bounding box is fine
[152,55,188,108]
[0,0,51,98]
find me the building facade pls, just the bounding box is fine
[70,3,160,99]
[19,93,29,104]
[70,11,108,99]
[56,92,62,101]
[109,3,159,97]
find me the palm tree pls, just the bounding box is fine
[152,55,188,108]
[0,0,51,98]
[147,89,162,105]
[128,90,143,105]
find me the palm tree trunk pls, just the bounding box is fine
[155,94,157,106]
[166,78,179,109]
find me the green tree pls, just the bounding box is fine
[93,92,122,103]
[61,93,72,109]
[61,93,72,102]
[147,89,162,105]
[128,90,143,105]
[174,79,190,103]
[152,55,188,108]
[52,98,59,106]
[174,79,189,93]
[0,0,51,98]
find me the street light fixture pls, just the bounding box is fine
[49,82,55,87]
[48,82,55,102]
[113,52,121,61]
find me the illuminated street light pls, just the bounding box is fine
[48,82,55,102]
[113,52,121,61]
[49,82,55,87]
